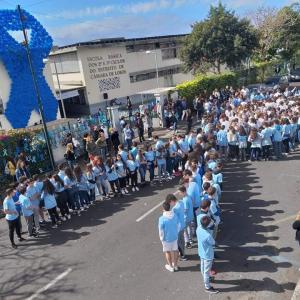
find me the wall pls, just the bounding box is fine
[76,44,192,113]
[77,45,131,110]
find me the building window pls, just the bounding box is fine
[126,43,156,53]
[129,66,182,83]
[160,41,177,49]
[50,52,80,74]
[161,48,177,60]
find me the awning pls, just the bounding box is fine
[136,87,176,95]
[54,84,85,92]
[58,90,79,100]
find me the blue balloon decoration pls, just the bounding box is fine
[0,9,58,128]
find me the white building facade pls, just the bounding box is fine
[49,34,193,117]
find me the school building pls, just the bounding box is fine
[49,34,193,117]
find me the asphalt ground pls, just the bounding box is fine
[0,150,299,300]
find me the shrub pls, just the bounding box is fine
[176,72,238,102]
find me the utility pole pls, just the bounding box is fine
[17,5,55,170]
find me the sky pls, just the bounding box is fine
[0,0,295,46]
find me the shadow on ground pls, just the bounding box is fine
[208,160,297,294]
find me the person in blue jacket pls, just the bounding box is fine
[18,185,36,237]
[178,185,194,249]
[183,169,201,238]
[272,119,283,159]
[3,187,25,248]
[197,216,219,294]
[158,201,179,272]
[41,179,61,228]
[106,157,121,196]
[167,193,187,261]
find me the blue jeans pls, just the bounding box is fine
[78,190,90,206]
[147,161,155,181]
[166,157,174,175]
[273,141,282,158]
[200,259,213,289]
[89,188,95,202]
[157,163,166,180]
[96,177,109,196]
[250,147,260,160]
[139,164,147,182]
[125,139,132,150]
[67,187,80,210]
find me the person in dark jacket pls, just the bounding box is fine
[110,128,120,154]
[136,113,145,142]
[292,211,300,246]
[82,133,89,162]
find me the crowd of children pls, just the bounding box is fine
[157,86,300,294]
[158,148,223,294]
[2,84,300,294]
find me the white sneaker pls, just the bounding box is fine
[125,189,129,194]
[67,214,71,220]
[69,209,73,213]
[61,216,67,221]
[173,265,179,271]
[121,189,125,195]
[84,205,88,209]
[80,207,85,211]
[135,186,139,191]
[165,264,174,272]
[132,187,136,192]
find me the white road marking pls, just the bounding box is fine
[136,201,164,222]
[280,173,300,178]
[26,268,72,300]
[268,214,297,225]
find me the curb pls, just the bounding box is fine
[292,278,300,300]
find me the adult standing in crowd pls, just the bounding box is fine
[64,143,76,169]
[15,160,30,182]
[110,128,120,155]
[86,134,100,160]
[5,157,16,181]
[136,113,145,142]
[123,124,134,150]
[96,130,107,158]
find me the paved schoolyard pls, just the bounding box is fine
[0,151,299,300]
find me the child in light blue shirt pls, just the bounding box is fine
[126,153,139,192]
[156,146,167,182]
[106,158,121,195]
[41,179,61,228]
[19,186,35,236]
[158,201,179,272]
[169,192,187,260]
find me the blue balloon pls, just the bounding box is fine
[0,9,58,128]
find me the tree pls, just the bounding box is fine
[274,4,300,62]
[249,6,278,62]
[180,2,258,74]
[250,4,300,64]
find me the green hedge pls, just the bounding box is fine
[176,72,238,101]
